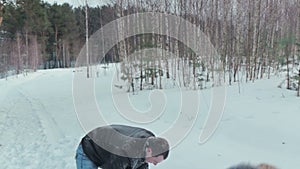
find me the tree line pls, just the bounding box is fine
[0,0,299,91]
[0,0,116,75]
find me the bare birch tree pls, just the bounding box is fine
[0,1,4,27]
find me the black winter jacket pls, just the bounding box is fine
[81,125,155,169]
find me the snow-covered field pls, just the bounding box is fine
[0,65,299,169]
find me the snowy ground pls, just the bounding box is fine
[0,65,299,169]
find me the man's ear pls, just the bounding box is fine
[145,147,152,157]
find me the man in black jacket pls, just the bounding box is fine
[76,124,170,169]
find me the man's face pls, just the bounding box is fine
[145,155,164,165]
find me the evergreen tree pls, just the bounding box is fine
[48,3,78,68]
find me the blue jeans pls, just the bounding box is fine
[76,144,98,169]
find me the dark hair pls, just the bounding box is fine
[147,137,169,159]
[227,163,257,169]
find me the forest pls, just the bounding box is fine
[0,0,299,93]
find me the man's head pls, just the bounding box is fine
[227,163,278,169]
[227,163,257,169]
[145,137,169,165]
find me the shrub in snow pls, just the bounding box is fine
[278,66,300,91]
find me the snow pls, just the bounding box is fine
[0,65,299,169]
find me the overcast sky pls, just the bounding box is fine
[45,0,110,7]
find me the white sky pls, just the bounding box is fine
[44,0,110,7]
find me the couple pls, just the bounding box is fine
[75,124,170,169]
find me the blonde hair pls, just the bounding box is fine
[257,163,278,169]
[227,163,278,169]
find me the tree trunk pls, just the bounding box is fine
[246,0,253,82]
[252,0,262,82]
[297,69,300,97]
[286,45,290,89]
[16,33,22,75]
[0,3,3,27]
[24,31,29,75]
[54,25,61,68]
[34,37,39,71]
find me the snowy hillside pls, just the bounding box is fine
[0,65,299,169]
